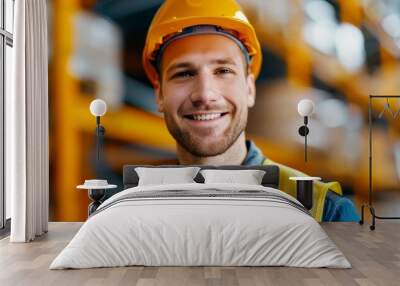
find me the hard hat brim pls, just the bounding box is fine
[143,16,262,85]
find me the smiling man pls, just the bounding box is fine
[157,32,255,165]
[141,0,359,222]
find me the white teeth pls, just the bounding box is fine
[192,113,222,121]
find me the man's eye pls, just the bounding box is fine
[173,70,195,79]
[215,68,234,75]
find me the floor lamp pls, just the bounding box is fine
[359,95,400,230]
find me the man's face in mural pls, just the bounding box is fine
[154,34,256,157]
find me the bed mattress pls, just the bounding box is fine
[50,183,351,269]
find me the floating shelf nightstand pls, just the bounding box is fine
[77,180,117,216]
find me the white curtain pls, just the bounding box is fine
[7,0,49,242]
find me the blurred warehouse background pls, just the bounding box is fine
[48,0,400,221]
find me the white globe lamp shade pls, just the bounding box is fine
[297,99,315,117]
[90,99,107,117]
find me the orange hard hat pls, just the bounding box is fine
[142,0,262,86]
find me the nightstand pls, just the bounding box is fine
[289,177,321,210]
[77,180,117,216]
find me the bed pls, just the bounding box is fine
[50,165,350,269]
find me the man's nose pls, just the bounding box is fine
[190,72,219,107]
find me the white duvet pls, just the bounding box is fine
[50,183,351,269]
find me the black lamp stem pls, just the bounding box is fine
[304,116,308,162]
[96,116,100,163]
[305,131,307,162]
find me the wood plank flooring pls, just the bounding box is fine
[0,221,399,286]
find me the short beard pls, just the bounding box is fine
[164,112,247,157]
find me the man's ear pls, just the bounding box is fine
[246,73,256,108]
[154,77,164,113]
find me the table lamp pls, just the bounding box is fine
[77,99,117,216]
[291,99,318,210]
[90,99,107,164]
[297,99,315,162]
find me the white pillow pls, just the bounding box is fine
[200,169,266,185]
[135,167,200,186]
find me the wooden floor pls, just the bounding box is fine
[0,221,399,286]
